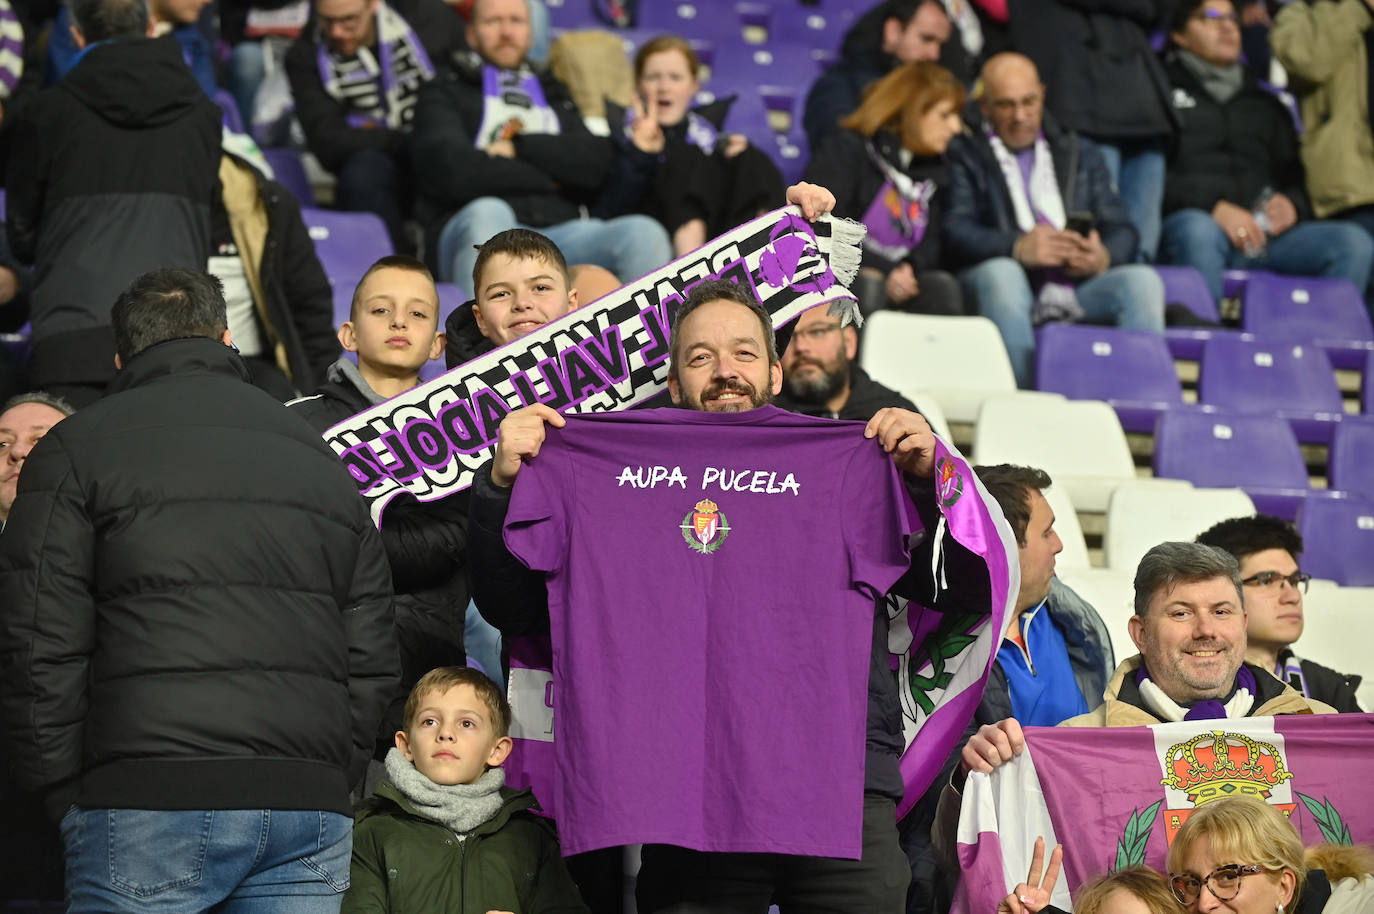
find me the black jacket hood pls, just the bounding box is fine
[61,35,209,129]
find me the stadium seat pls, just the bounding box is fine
[708,39,821,114]
[1241,273,1374,371]
[214,88,246,134]
[905,390,954,444]
[545,0,599,29]
[261,148,316,207]
[1042,479,1091,573]
[638,0,740,42]
[301,207,394,287]
[1153,408,1314,520]
[767,5,851,53]
[1302,579,1374,710]
[1035,323,1184,433]
[1053,566,1136,668]
[974,393,1135,512]
[1197,335,1344,444]
[1366,351,1374,415]
[859,312,1017,424]
[1102,480,1257,573]
[1154,264,1226,360]
[1295,494,1374,587]
[1223,268,1260,300]
[1329,416,1374,498]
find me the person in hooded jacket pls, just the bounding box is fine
[3,0,220,407]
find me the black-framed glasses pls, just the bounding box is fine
[1169,864,1264,905]
[792,324,843,343]
[1240,570,1311,593]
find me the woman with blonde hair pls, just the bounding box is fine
[1167,795,1374,914]
[804,60,967,316]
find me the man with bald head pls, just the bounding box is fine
[0,392,73,529]
[942,52,1165,388]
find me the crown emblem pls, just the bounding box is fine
[694,499,718,514]
[1160,730,1293,805]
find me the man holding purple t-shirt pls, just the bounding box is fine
[467,261,994,911]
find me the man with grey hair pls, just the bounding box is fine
[0,392,74,528]
[932,541,1334,870]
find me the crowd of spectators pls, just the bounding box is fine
[0,0,1372,911]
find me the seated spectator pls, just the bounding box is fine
[1167,795,1374,914]
[942,53,1164,388]
[290,256,472,776]
[1272,0,1374,276]
[598,35,784,258]
[932,541,1336,873]
[286,0,462,252]
[1196,514,1363,712]
[775,302,920,420]
[803,0,952,149]
[6,0,221,407]
[805,60,966,316]
[212,152,340,399]
[412,0,671,292]
[220,0,310,139]
[1156,0,1374,309]
[344,666,589,911]
[1008,0,1175,260]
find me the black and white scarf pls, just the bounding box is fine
[315,1,434,131]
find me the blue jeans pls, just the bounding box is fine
[1095,138,1165,262]
[465,598,504,687]
[961,257,1165,388]
[61,808,351,913]
[226,42,265,136]
[437,197,673,290]
[1159,208,1374,307]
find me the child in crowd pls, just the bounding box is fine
[343,667,589,912]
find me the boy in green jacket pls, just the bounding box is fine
[344,667,590,913]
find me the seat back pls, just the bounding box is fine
[1295,495,1374,586]
[261,148,316,207]
[1329,416,1374,498]
[1103,480,1256,572]
[1036,324,1182,431]
[1242,273,1373,343]
[1154,409,1308,490]
[301,207,395,287]
[1198,335,1343,417]
[859,313,1016,424]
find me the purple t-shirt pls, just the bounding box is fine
[503,405,918,858]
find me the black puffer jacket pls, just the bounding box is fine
[0,339,397,818]
[290,358,469,755]
[4,35,221,388]
[1162,51,1313,220]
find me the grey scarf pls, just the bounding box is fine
[383,747,506,834]
[1176,49,1244,105]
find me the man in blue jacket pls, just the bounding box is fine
[942,52,1164,388]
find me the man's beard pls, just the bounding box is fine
[782,357,849,406]
[688,378,773,413]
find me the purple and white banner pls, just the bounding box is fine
[953,714,1374,913]
[323,206,864,523]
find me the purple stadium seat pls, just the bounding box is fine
[768,5,850,53]
[1035,324,1184,432]
[1223,268,1261,300]
[545,0,598,30]
[1154,264,1227,360]
[214,88,246,134]
[708,39,821,112]
[261,148,316,207]
[301,207,394,287]
[1153,408,1314,520]
[1241,272,1374,371]
[330,282,352,330]
[1366,351,1374,415]
[1197,335,1344,444]
[637,0,739,42]
[1295,493,1374,586]
[1329,416,1374,498]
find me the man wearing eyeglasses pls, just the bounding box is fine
[1156,0,1374,310]
[286,0,463,251]
[1197,515,1363,712]
[775,303,920,421]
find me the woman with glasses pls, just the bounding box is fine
[803,61,968,317]
[1167,795,1374,914]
